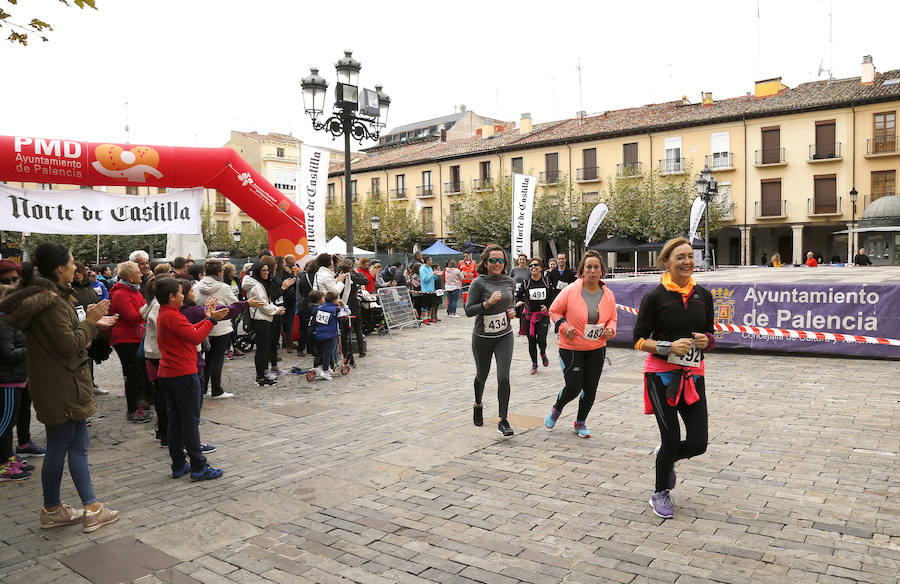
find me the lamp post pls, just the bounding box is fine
[301,51,391,257]
[569,215,579,265]
[849,187,858,257]
[695,165,717,270]
[371,215,380,255]
[232,229,241,259]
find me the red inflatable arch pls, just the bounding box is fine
[0,135,307,258]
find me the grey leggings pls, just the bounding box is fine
[472,332,514,419]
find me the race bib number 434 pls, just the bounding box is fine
[484,312,509,332]
[667,343,702,368]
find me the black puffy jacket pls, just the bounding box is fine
[0,314,27,385]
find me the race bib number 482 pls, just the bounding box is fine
[583,323,604,341]
[484,312,509,332]
[667,342,702,368]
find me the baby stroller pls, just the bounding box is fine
[232,312,256,353]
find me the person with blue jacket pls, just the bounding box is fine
[419,256,436,324]
[312,291,340,381]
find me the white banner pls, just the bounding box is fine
[297,146,330,256]
[511,173,537,258]
[584,202,609,246]
[0,184,201,235]
[688,196,706,243]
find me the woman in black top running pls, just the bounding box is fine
[632,237,714,520]
[515,257,551,374]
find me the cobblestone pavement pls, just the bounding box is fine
[1,316,898,584]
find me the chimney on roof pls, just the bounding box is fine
[754,77,788,98]
[861,55,875,85]
[481,124,495,138]
[520,113,532,134]
[702,92,714,107]
[681,95,688,105]
[439,127,447,142]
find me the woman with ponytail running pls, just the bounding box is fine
[633,237,713,519]
[464,245,517,437]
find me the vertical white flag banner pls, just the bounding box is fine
[511,173,537,258]
[584,202,609,246]
[688,196,706,243]
[297,146,330,257]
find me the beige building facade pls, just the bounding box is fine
[329,57,900,266]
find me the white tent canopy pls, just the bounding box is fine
[324,236,374,255]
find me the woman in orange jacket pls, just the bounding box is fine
[545,250,617,438]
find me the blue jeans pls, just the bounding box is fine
[42,419,96,507]
[446,289,461,315]
[160,373,207,472]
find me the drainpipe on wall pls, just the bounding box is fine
[851,103,857,252]
[437,163,443,240]
[743,115,748,266]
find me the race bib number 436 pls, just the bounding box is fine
[484,312,509,332]
[667,343,702,368]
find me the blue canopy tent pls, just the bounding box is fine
[421,240,459,255]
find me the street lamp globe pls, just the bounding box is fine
[375,85,391,129]
[695,165,711,195]
[300,68,328,117]
[849,187,858,203]
[232,229,241,244]
[370,215,381,232]
[335,50,361,86]
[569,215,579,229]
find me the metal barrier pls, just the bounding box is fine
[376,286,420,335]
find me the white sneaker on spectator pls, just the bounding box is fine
[264,371,278,381]
[93,384,109,395]
[211,392,234,399]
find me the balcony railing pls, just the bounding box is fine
[807,196,842,216]
[576,166,599,182]
[658,157,685,175]
[540,170,562,184]
[754,199,787,218]
[391,187,407,199]
[443,181,461,194]
[616,162,642,177]
[867,136,899,155]
[705,152,734,170]
[416,185,435,198]
[473,178,492,191]
[755,148,786,165]
[808,142,842,160]
[367,189,381,200]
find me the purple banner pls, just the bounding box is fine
[606,281,900,358]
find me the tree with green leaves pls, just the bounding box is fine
[532,175,592,249]
[602,162,732,243]
[445,175,512,246]
[325,197,424,253]
[2,0,97,46]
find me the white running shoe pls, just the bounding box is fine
[317,368,333,381]
[264,371,278,381]
[212,392,234,399]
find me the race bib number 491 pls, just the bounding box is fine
[529,288,546,301]
[484,312,509,332]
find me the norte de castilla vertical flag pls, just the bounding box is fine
[688,196,706,243]
[297,146,330,257]
[511,173,537,258]
[584,202,609,247]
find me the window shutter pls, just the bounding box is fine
[815,121,836,158]
[623,143,638,165]
[761,128,780,163]
[710,132,729,154]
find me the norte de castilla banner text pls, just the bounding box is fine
[0,184,202,235]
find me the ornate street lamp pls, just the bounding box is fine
[232,228,241,257]
[301,51,391,256]
[695,165,716,270]
[849,187,858,255]
[371,215,380,255]
[569,215,579,264]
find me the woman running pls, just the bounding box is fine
[545,250,616,438]
[464,245,517,437]
[633,237,713,519]
[515,257,551,374]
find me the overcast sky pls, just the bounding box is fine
[2,0,897,151]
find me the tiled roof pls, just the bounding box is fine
[328,70,900,177]
[235,131,301,145]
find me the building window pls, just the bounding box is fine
[215,193,229,213]
[351,180,358,203]
[327,183,335,206]
[272,169,296,191]
[873,112,896,153]
[125,185,138,195]
[157,187,167,194]
[580,148,597,180]
[511,157,524,175]
[216,220,228,232]
[479,160,491,180]
[241,221,251,231]
[871,170,896,202]
[422,206,434,234]
[813,174,837,214]
[449,165,461,193]
[395,174,406,198]
[760,126,781,164]
[421,170,432,196]
[370,177,380,199]
[581,191,600,203]
[716,182,734,219]
[276,147,285,157]
[760,179,782,216]
[36,183,52,190]
[813,120,837,159]
[710,132,731,168]
[662,137,682,173]
[543,152,560,183]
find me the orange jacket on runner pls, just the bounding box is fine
[549,278,617,351]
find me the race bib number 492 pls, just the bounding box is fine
[484,312,509,332]
[667,343,702,368]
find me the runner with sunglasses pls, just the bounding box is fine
[464,245,517,437]
[515,258,551,374]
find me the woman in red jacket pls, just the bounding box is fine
[546,250,617,438]
[109,261,150,423]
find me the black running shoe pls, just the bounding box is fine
[497,419,514,437]
[473,404,483,426]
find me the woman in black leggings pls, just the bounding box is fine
[464,245,517,437]
[633,237,714,519]
[515,257,551,374]
[241,262,285,386]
